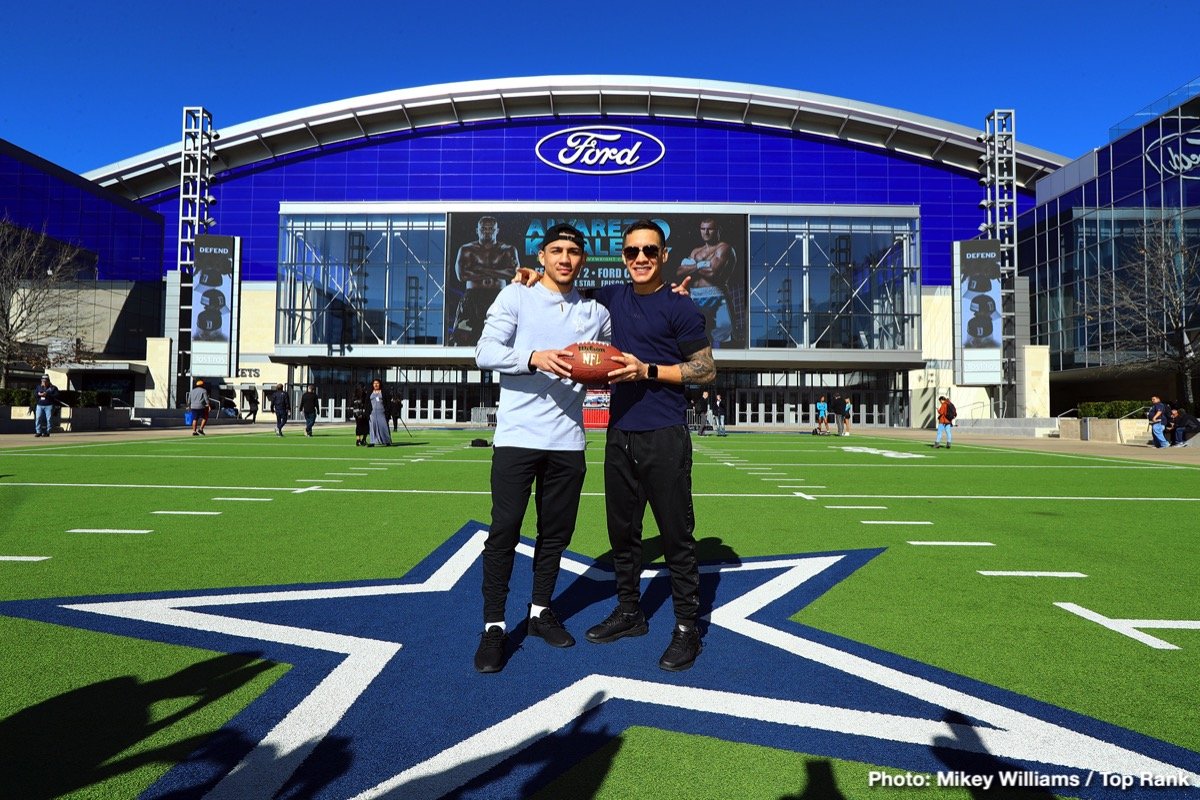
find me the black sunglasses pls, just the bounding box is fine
[622,244,662,260]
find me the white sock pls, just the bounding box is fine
[529,603,547,618]
[485,621,505,632]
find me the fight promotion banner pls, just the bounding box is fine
[444,212,748,348]
[191,234,238,374]
[954,239,1003,385]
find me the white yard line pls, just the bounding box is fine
[907,541,995,546]
[68,529,154,534]
[861,520,932,525]
[0,556,51,561]
[1055,603,1200,649]
[817,493,1200,502]
[825,505,888,509]
[152,511,222,516]
[212,497,274,502]
[978,571,1087,578]
[3,480,1195,505]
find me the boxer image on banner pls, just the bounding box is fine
[449,216,521,346]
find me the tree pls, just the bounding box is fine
[0,218,95,388]
[1105,217,1200,409]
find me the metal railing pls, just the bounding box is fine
[1115,406,1151,445]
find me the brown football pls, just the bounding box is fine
[564,341,624,386]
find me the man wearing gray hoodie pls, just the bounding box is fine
[471,223,611,673]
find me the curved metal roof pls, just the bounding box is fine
[85,75,1068,200]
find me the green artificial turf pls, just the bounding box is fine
[1,427,1196,798]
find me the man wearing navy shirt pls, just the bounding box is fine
[585,219,717,672]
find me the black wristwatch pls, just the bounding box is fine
[647,364,658,380]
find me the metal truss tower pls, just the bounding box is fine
[979,109,1018,415]
[171,107,218,405]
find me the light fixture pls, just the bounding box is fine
[979,199,993,209]
[978,222,992,233]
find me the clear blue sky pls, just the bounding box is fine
[3,0,1196,174]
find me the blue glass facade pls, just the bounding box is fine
[0,139,163,280]
[1018,95,1200,405]
[143,117,1033,286]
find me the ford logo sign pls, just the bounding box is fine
[536,126,666,175]
[1145,129,1200,180]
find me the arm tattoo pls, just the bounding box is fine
[680,347,716,384]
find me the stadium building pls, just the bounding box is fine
[3,76,1076,427]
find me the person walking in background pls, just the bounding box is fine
[832,394,845,436]
[187,379,209,437]
[814,395,829,435]
[1147,395,1169,449]
[368,379,392,447]
[714,392,727,436]
[351,384,370,446]
[933,395,956,449]
[842,396,853,437]
[33,375,59,438]
[242,391,259,422]
[696,391,711,436]
[299,384,318,438]
[388,394,403,432]
[271,383,290,437]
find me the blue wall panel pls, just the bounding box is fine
[1,141,163,280]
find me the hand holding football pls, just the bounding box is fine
[564,341,623,386]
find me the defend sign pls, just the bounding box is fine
[954,240,1003,385]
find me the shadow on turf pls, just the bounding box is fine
[537,536,742,648]
[0,651,322,800]
[778,759,847,799]
[931,710,1055,799]
[382,693,620,800]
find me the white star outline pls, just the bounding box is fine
[62,526,1200,799]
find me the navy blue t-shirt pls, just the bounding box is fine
[596,283,708,431]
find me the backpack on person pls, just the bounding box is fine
[945,402,957,422]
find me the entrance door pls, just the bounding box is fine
[401,385,458,421]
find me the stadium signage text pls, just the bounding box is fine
[536,126,666,175]
[1146,130,1200,180]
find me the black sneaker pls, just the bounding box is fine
[192,431,199,436]
[198,429,206,436]
[658,625,701,672]
[474,625,507,673]
[586,606,648,643]
[528,607,575,648]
